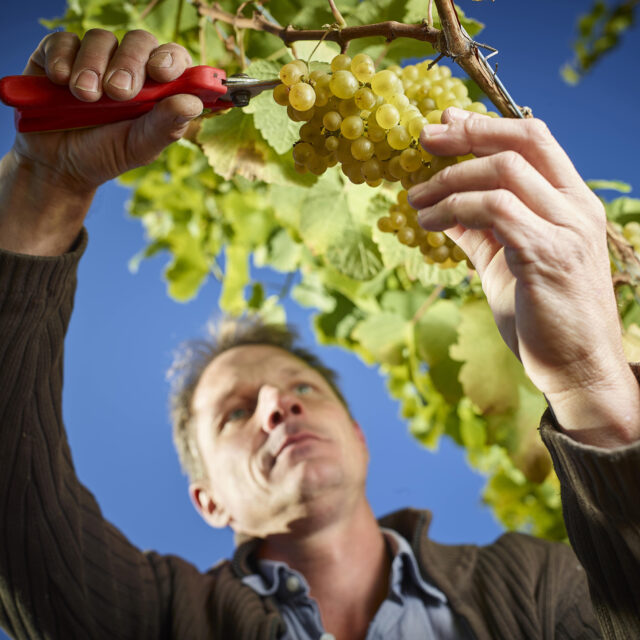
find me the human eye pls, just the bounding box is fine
[219,406,249,430]
[294,382,313,395]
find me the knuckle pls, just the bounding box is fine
[489,189,516,215]
[435,162,456,186]
[525,117,551,141]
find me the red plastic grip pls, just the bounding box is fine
[0,66,231,132]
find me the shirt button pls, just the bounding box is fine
[285,575,301,593]
[320,634,335,640]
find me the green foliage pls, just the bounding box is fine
[562,0,638,83]
[54,0,573,541]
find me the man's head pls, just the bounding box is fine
[169,317,369,539]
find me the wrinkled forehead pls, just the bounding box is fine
[191,345,317,413]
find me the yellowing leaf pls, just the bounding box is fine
[352,312,409,365]
[450,299,527,414]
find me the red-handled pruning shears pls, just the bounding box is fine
[0,66,280,133]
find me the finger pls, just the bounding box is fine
[102,30,159,100]
[68,28,118,101]
[145,43,193,83]
[416,188,548,252]
[408,151,568,225]
[419,108,584,191]
[123,93,203,167]
[24,32,81,84]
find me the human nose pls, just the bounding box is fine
[256,385,303,432]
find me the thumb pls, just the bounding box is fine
[124,93,204,167]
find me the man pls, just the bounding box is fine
[0,28,639,640]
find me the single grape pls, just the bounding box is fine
[430,245,451,263]
[338,98,361,118]
[390,211,407,229]
[426,231,446,248]
[322,110,342,131]
[376,104,400,129]
[307,154,328,176]
[377,216,394,232]
[373,140,392,161]
[399,106,421,127]
[351,137,375,161]
[401,65,419,84]
[354,87,377,110]
[451,244,467,263]
[292,142,313,163]
[280,63,304,87]
[331,54,352,72]
[352,60,375,83]
[417,97,437,114]
[289,83,316,111]
[467,102,488,114]
[387,125,411,150]
[273,84,290,106]
[371,70,399,98]
[340,115,364,140]
[390,93,410,111]
[399,148,422,172]
[325,136,339,152]
[398,227,417,246]
[388,156,406,180]
[329,70,359,99]
[408,116,428,139]
[362,158,383,182]
[426,110,443,124]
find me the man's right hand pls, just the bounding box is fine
[0,29,203,256]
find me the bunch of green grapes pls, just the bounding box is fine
[274,53,496,267]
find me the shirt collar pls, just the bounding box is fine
[242,528,448,606]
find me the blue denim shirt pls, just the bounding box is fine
[242,528,474,639]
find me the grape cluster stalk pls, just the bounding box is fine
[274,53,499,268]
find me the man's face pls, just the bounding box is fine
[189,345,369,538]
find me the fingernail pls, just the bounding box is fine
[75,69,99,92]
[424,124,449,137]
[149,51,173,68]
[107,69,133,91]
[53,58,70,76]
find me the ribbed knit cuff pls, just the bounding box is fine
[0,229,88,307]
[540,366,640,522]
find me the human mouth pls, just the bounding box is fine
[274,433,321,460]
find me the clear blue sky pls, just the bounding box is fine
[1,2,639,638]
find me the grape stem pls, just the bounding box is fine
[327,0,347,28]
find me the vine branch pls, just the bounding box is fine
[193,2,440,49]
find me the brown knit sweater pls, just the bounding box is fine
[1,232,639,639]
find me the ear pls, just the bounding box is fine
[189,483,231,529]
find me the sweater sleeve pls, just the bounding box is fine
[539,378,640,640]
[0,234,170,640]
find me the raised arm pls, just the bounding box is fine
[0,30,203,639]
[408,107,640,637]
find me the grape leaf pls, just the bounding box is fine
[449,298,529,415]
[244,92,301,155]
[352,312,409,365]
[326,230,384,281]
[299,171,350,254]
